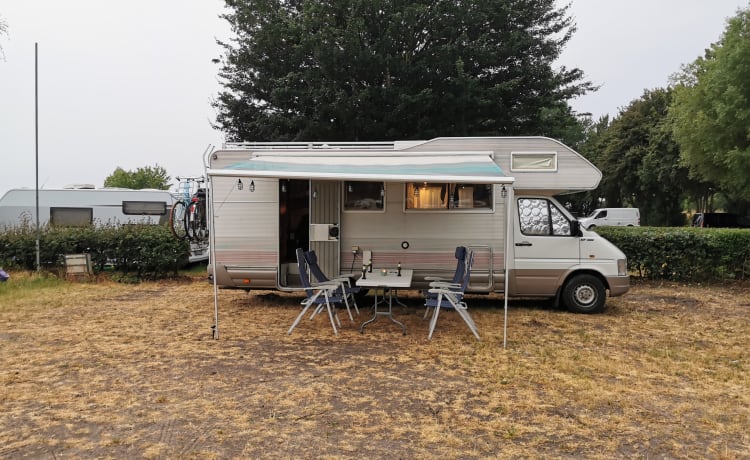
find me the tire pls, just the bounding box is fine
[186,201,208,243]
[169,201,187,240]
[562,274,606,313]
[587,224,596,230]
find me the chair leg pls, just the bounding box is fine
[453,302,480,341]
[288,302,314,335]
[341,289,355,322]
[323,292,339,336]
[427,293,442,340]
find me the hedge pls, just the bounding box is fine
[596,226,750,282]
[0,223,191,280]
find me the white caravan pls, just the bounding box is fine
[205,137,630,313]
[0,186,209,263]
[579,208,640,230]
[0,186,175,228]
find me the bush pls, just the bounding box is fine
[0,224,190,280]
[596,226,750,282]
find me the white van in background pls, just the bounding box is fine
[579,208,640,229]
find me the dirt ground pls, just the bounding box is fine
[0,275,748,459]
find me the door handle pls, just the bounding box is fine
[515,241,532,247]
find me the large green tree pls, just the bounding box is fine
[103,165,171,190]
[214,0,594,142]
[670,7,750,205]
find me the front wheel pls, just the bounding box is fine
[562,274,606,313]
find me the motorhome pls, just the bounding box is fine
[579,208,640,230]
[205,137,630,313]
[0,186,209,263]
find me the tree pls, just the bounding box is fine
[103,165,171,190]
[214,0,594,142]
[670,7,750,205]
[580,89,697,226]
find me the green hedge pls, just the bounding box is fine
[596,226,750,282]
[0,223,190,280]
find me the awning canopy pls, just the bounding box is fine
[207,150,514,184]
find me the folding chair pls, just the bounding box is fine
[287,248,343,336]
[423,246,467,319]
[304,250,360,321]
[424,251,480,340]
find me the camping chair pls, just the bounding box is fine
[304,249,360,321]
[424,251,480,341]
[287,248,344,336]
[422,246,468,319]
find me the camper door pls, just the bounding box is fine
[511,197,580,296]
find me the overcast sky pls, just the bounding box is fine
[1,0,747,196]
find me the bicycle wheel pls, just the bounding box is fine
[169,201,188,239]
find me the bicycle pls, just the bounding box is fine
[169,176,208,243]
[185,186,208,242]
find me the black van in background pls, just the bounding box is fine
[691,212,748,228]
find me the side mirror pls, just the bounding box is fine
[570,220,582,237]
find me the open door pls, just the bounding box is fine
[279,179,309,287]
[309,180,340,280]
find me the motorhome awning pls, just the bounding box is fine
[207,151,514,184]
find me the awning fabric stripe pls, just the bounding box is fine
[208,153,513,184]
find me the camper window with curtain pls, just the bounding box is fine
[405,183,492,211]
[122,201,167,215]
[343,181,385,211]
[50,207,93,226]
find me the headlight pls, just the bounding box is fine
[617,258,627,276]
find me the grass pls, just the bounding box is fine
[0,272,748,458]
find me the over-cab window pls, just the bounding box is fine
[511,152,557,172]
[50,207,93,226]
[122,201,167,215]
[405,183,492,211]
[343,181,384,211]
[518,198,572,236]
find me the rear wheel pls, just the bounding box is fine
[169,201,187,239]
[562,274,606,313]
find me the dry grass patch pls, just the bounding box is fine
[0,274,748,458]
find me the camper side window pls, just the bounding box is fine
[518,198,572,236]
[405,183,492,211]
[343,182,385,211]
[122,201,167,215]
[50,207,93,226]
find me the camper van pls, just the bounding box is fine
[0,186,209,263]
[579,208,640,230]
[205,137,630,313]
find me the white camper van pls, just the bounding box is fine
[579,208,640,230]
[205,137,630,313]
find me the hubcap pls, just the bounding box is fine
[574,285,596,305]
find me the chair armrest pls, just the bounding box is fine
[429,281,461,289]
[424,276,448,282]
